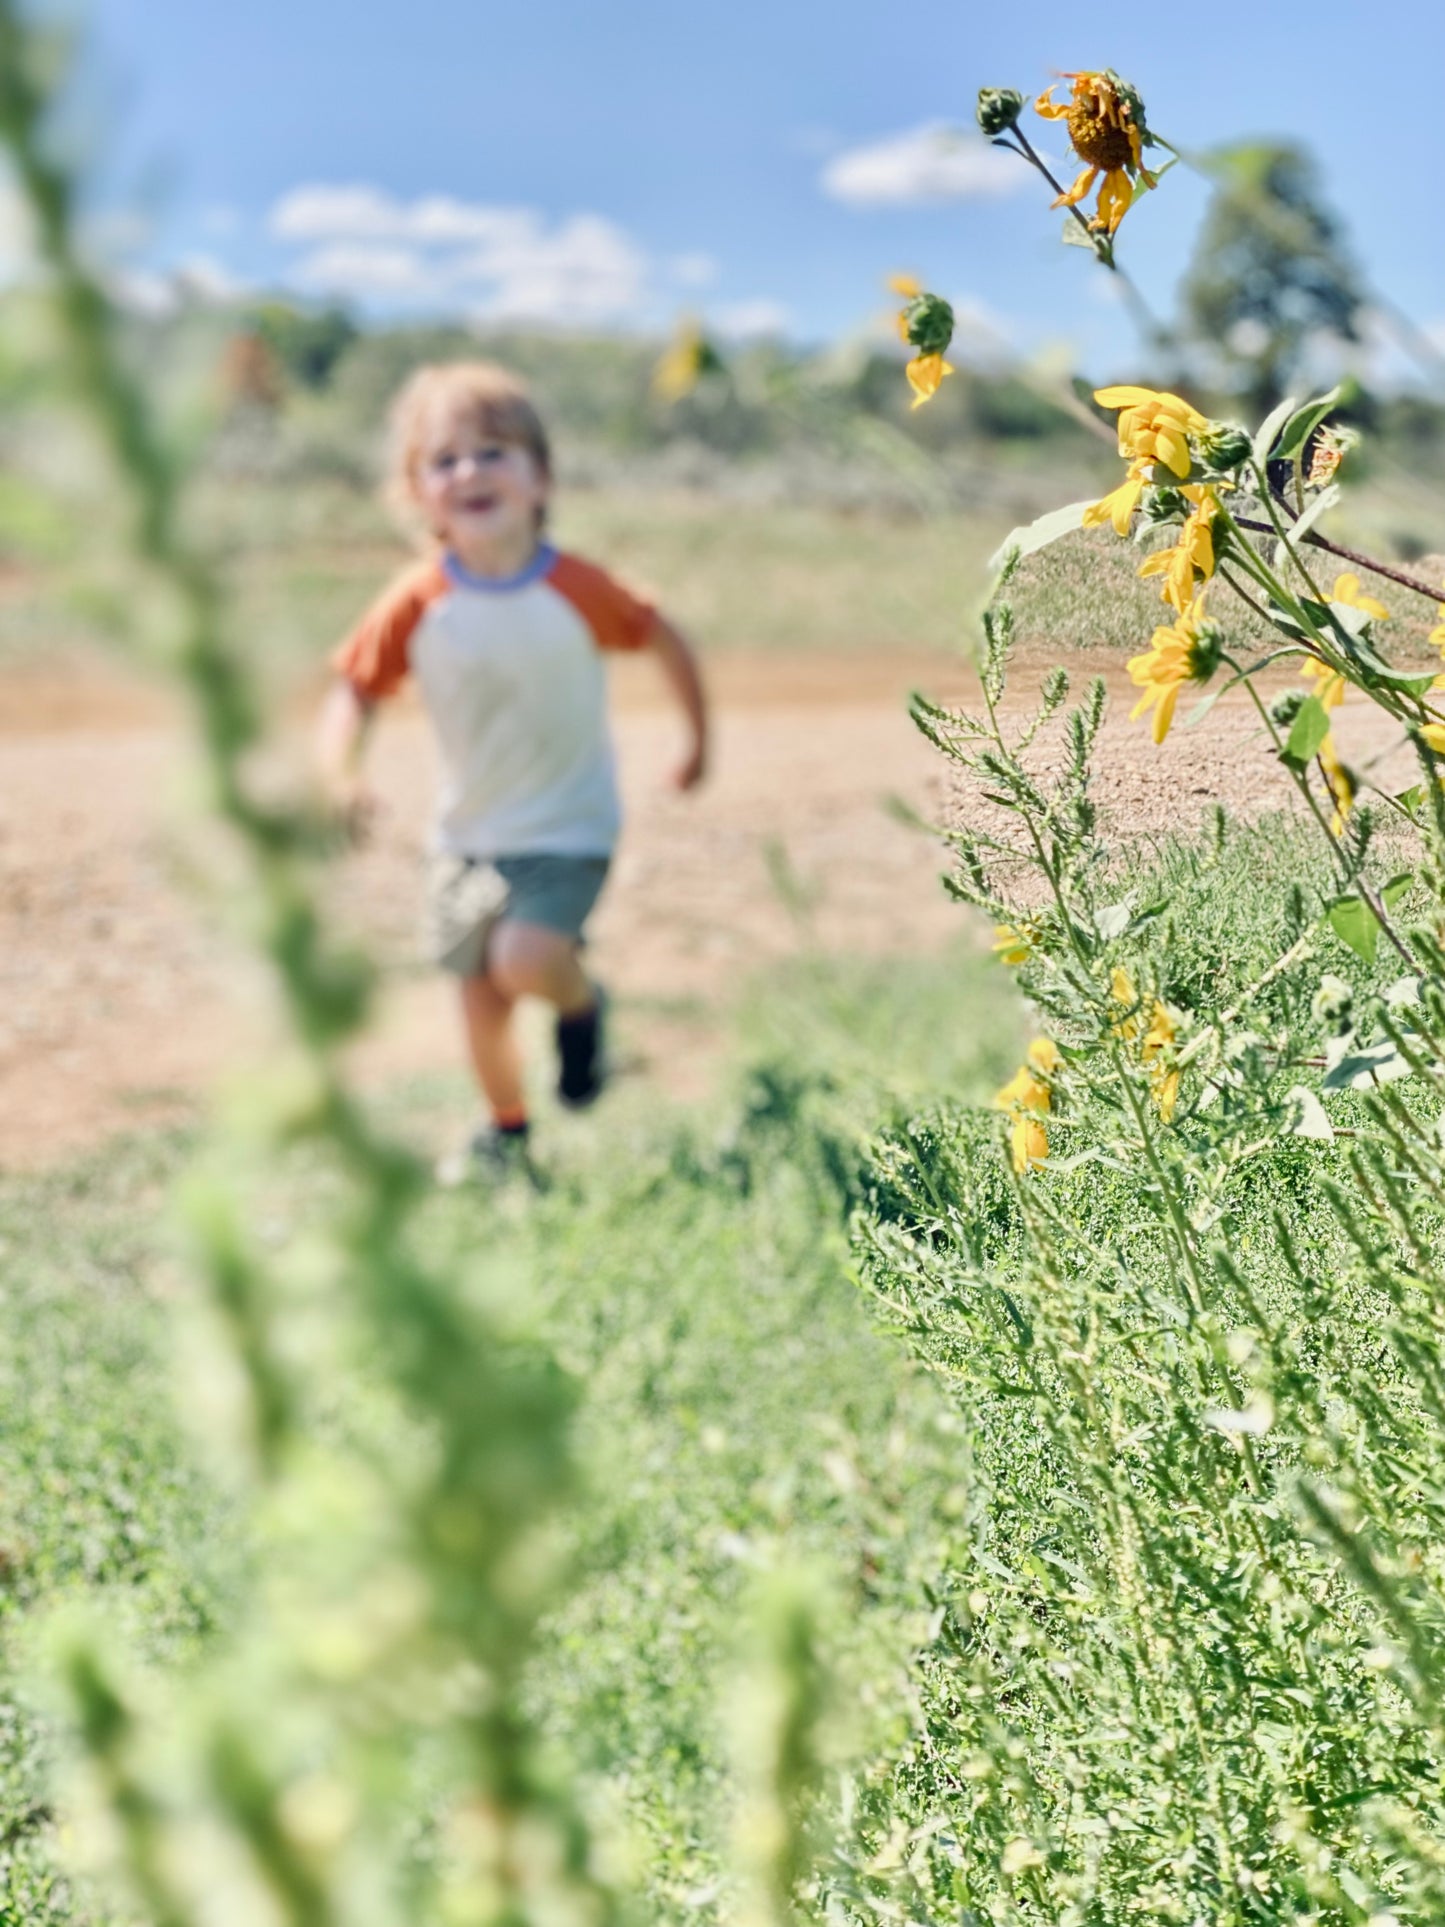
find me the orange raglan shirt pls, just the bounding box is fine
[332,544,655,860]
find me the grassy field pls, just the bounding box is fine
[0,942,1023,1925]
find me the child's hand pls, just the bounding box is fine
[671,739,708,791]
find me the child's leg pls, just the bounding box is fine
[459,972,529,1125]
[486,920,596,1015]
[488,920,606,1108]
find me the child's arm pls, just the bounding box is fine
[646,614,709,791]
[315,678,377,840]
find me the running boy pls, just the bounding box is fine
[317,362,708,1175]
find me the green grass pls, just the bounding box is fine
[0,941,1022,1926]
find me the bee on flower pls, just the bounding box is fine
[1034,70,1157,235]
[889,275,956,409]
[1125,595,1224,743]
[994,1036,1060,1173]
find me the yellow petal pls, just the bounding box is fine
[889,273,922,298]
[1421,723,1445,754]
[906,354,954,406]
[1092,169,1134,234]
[1151,681,1180,743]
[1027,1036,1060,1074]
[1154,423,1192,477]
[1034,87,1067,119]
[1050,165,1098,211]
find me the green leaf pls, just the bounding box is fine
[1252,395,1299,468]
[1325,893,1378,963]
[1383,871,1415,911]
[987,501,1098,574]
[1321,1036,1415,1092]
[1272,383,1350,463]
[1283,695,1331,769]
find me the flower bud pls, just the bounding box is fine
[900,291,955,357]
[1140,485,1189,525]
[1270,689,1305,727]
[1197,421,1253,474]
[976,88,1024,137]
[1311,974,1354,1034]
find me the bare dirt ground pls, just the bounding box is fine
[0,647,1412,1168]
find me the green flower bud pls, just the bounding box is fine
[976,88,1024,138]
[1311,973,1354,1035]
[902,292,955,357]
[1140,485,1189,525]
[1197,421,1253,473]
[1270,689,1305,728]
[1186,621,1225,684]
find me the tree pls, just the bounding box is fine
[248,299,358,391]
[1181,142,1365,414]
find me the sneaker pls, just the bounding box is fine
[556,989,608,1109]
[435,1122,533,1188]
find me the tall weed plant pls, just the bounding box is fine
[839,67,1445,1927]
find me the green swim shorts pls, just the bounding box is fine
[424,852,611,976]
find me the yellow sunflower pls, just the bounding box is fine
[995,1036,1060,1173]
[1034,70,1157,235]
[1301,656,1346,712]
[1109,967,1179,1119]
[1330,571,1389,623]
[1094,384,1207,475]
[1137,490,1219,613]
[1126,594,1222,744]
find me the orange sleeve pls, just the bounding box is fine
[330,559,448,700]
[548,551,658,653]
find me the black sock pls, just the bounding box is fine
[556,1001,602,1101]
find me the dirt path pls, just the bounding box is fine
[0,648,1413,1168]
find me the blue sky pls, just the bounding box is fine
[40,0,1445,381]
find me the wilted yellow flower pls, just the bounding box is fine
[995,1036,1060,1173]
[1330,571,1389,623]
[906,352,955,407]
[1094,385,1207,477]
[1138,489,1218,612]
[1126,593,1222,743]
[1319,733,1355,837]
[1034,70,1156,235]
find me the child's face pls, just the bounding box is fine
[413,406,549,559]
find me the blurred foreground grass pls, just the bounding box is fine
[0,942,1021,1927]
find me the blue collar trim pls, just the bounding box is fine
[443,542,557,593]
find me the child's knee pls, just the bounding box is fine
[486,920,576,998]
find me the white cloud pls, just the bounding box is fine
[714,298,792,340]
[275,184,651,326]
[669,251,719,289]
[269,183,533,249]
[292,242,438,297]
[821,123,1023,207]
